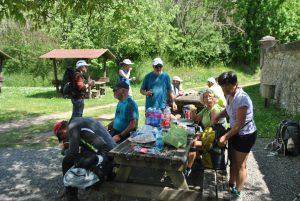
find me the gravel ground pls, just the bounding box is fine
[0,138,299,201]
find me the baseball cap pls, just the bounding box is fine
[112,82,130,90]
[122,59,134,65]
[207,77,216,84]
[76,60,90,69]
[152,58,163,66]
[173,76,182,82]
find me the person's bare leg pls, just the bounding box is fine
[188,152,197,168]
[235,150,249,192]
[228,148,236,186]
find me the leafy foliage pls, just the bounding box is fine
[0,0,299,82]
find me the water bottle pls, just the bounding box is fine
[146,107,153,125]
[155,128,164,151]
[153,108,162,127]
[161,106,171,129]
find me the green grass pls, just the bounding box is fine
[0,64,260,123]
[1,84,299,148]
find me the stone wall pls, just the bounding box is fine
[260,40,300,114]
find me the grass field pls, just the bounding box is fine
[1,64,260,122]
[1,83,299,148]
[2,65,299,148]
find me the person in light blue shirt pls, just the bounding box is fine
[107,82,139,143]
[140,58,177,110]
[119,59,136,96]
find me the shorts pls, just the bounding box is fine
[231,131,257,153]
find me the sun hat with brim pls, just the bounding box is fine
[207,77,216,84]
[122,59,134,65]
[152,58,163,66]
[173,76,183,82]
[76,60,90,69]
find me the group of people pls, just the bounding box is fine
[186,72,257,198]
[53,58,257,200]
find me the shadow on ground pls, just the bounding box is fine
[251,138,300,201]
[0,110,42,123]
[27,90,60,99]
[0,148,154,201]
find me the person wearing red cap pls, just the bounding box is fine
[53,117,116,201]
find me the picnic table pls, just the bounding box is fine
[88,77,109,98]
[175,93,203,114]
[102,125,203,201]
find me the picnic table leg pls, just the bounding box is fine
[103,165,132,201]
[115,165,132,182]
[167,170,189,190]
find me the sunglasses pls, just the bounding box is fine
[154,64,163,68]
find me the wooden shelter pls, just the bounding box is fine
[0,50,12,93]
[39,49,116,93]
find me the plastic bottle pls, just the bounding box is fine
[161,106,171,129]
[152,108,162,127]
[155,128,164,151]
[146,107,153,125]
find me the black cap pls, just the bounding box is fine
[112,82,129,90]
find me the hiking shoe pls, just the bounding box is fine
[231,187,240,197]
[184,168,192,177]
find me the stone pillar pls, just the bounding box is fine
[259,36,277,108]
[259,36,277,69]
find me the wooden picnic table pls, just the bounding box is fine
[102,128,203,201]
[175,93,203,114]
[87,78,109,98]
[100,120,230,200]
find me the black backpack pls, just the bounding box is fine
[60,67,77,98]
[276,120,300,156]
[267,120,300,156]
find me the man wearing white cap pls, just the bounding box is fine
[140,57,177,110]
[172,76,184,97]
[71,60,95,119]
[119,59,136,96]
[207,77,226,107]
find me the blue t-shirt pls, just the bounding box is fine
[141,72,171,109]
[113,96,139,132]
[119,69,130,86]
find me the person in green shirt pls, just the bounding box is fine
[185,89,227,177]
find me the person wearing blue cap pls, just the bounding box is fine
[107,82,139,143]
[71,60,95,119]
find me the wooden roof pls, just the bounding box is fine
[39,49,116,60]
[0,50,12,60]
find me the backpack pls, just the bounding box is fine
[60,67,75,98]
[267,120,300,156]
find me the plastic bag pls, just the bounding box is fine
[163,125,187,148]
[63,167,100,189]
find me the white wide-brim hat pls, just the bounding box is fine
[173,76,182,82]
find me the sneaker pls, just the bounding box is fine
[231,187,240,197]
[184,168,192,177]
